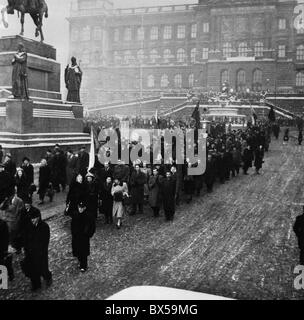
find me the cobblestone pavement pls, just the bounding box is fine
[1,137,304,300]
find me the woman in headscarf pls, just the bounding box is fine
[15,168,29,202]
[111,177,129,229]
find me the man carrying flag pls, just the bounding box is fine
[192,100,202,130]
[88,127,95,173]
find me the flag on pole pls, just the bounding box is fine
[191,101,202,129]
[88,127,95,172]
[250,105,257,126]
[0,6,8,30]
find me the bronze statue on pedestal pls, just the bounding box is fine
[12,43,29,100]
[65,57,83,104]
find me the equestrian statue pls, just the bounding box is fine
[1,0,48,42]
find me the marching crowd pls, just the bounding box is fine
[0,119,274,292]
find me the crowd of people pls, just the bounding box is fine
[0,116,276,292]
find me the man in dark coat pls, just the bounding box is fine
[78,147,89,177]
[0,145,3,163]
[100,162,113,184]
[21,157,34,187]
[130,164,146,215]
[52,148,67,193]
[254,145,264,174]
[0,163,15,204]
[293,207,304,265]
[204,154,216,193]
[37,159,53,205]
[0,218,14,281]
[3,153,16,180]
[71,202,95,272]
[100,177,113,224]
[242,146,253,175]
[161,171,176,221]
[23,208,52,291]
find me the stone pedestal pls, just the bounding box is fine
[0,36,90,163]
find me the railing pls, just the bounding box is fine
[70,4,199,18]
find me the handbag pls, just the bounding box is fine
[64,201,71,216]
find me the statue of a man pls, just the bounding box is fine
[65,57,82,103]
[12,43,29,100]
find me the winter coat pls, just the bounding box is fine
[294,215,304,248]
[15,174,29,201]
[71,209,95,258]
[148,175,163,208]
[38,165,51,195]
[66,155,78,186]
[66,181,88,213]
[0,219,9,261]
[130,171,146,205]
[100,182,113,215]
[23,219,50,278]
[160,177,176,213]
[112,183,128,219]
[21,163,34,186]
[0,170,15,203]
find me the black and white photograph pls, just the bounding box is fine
[1,0,304,305]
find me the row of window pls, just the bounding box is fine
[146,74,195,88]
[223,42,304,60]
[112,23,208,42]
[77,43,304,65]
[143,71,304,90]
[113,48,209,64]
[278,18,304,33]
[70,23,210,42]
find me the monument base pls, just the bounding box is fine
[0,36,90,163]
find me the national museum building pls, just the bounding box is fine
[68,0,304,108]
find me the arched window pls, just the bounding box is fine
[253,69,263,91]
[82,49,90,64]
[174,74,182,88]
[297,45,304,61]
[236,69,246,91]
[221,70,229,86]
[137,26,145,41]
[223,43,232,58]
[71,28,79,42]
[124,50,132,64]
[150,49,158,63]
[124,27,132,41]
[238,42,248,57]
[113,51,120,64]
[188,74,194,88]
[190,48,197,63]
[93,26,102,40]
[150,26,159,40]
[163,49,171,62]
[296,72,304,86]
[137,49,144,61]
[81,26,91,41]
[254,42,264,57]
[161,74,169,88]
[177,48,186,63]
[147,75,155,88]
[114,28,119,42]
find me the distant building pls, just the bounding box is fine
[68,0,304,108]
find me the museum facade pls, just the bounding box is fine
[68,0,304,108]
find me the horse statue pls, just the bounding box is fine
[1,0,48,42]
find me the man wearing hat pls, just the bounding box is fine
[71,202,95,272]
[3,153,16,180]
[21,157,34,193]
[0,163,15,204]
[22,206,52,291]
